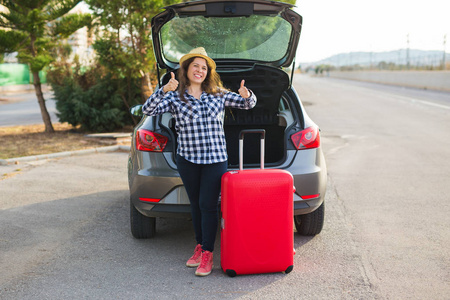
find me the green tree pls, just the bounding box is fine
[48,62,133,132]
[47,55,142,132]
[0,0,92,133]
[86,0,180,103]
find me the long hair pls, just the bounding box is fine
[178,57,226,103]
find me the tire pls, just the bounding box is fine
[294,202,324,236]
[284,265,294,274]
[130,201,156,239]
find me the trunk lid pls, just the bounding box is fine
[151,0,302,70]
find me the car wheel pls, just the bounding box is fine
[294,202,324,236]
[130,201,156,239]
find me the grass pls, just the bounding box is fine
[0,123,132,160]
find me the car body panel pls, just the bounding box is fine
[129,141,327,217]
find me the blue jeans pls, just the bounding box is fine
[176,155,227,252]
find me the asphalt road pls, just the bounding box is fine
[0,88,57,127]
[0,75,449,299]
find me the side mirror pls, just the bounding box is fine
[130,105,143,117]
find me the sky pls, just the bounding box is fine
[294,0,450,62]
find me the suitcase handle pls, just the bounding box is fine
[239,129,265,170]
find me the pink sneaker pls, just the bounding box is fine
[186,244,202,267]
[195,250,213,276]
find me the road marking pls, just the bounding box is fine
[391,94,450,110]
[328,77,450,110]
[413,99,450,110]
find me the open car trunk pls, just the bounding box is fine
[221,64,289,167]
[162,64,290,168]
[151,0,303,168]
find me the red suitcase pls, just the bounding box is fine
[221,129,295,277]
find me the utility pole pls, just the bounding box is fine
[406,34,410,70]
[370,51,373,69]
[444,34,447,70]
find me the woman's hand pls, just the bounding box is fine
[163,72,179,93]
[238,79,250,98]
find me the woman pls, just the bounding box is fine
[142,47,257,276]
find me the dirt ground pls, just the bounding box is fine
[0,123,132,160]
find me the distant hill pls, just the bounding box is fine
[301,49,449,68]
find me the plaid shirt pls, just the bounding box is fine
[142,87,257,164]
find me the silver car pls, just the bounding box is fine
[128,0,327,238]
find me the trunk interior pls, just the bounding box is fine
[220,64,289,167]
[224,124,286,167]
[162,64,291,167]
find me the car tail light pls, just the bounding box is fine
[136,129,168,152]
[139,197,161,203]
[291,126,320,150]
[300,194,320,200]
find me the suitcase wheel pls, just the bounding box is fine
[283,265,294,274]
[225,269,237,277]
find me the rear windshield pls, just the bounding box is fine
[160,15,292,63]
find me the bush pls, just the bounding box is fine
[48,63,141,132]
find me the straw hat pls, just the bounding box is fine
[179,47,216,70]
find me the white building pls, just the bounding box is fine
[66,3,95,65]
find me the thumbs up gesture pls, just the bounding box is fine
[238,79,250,98]
[163,72,179,93]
